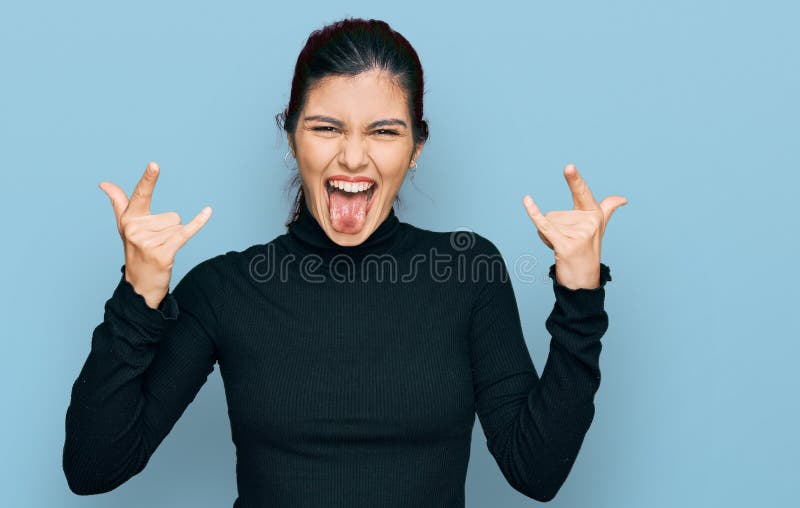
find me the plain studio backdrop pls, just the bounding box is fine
[1,1,797,506]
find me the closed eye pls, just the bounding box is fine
[311,126,400,136]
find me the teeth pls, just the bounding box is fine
[327,180,375,193]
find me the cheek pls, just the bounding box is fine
[373,146,413,180]
[297,154,330,181]
[296,135,333,169]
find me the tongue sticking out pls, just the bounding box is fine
[328,187,371,234]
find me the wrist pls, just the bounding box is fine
[554,263,601,290]
[123,267,169,310]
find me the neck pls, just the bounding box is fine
[287,196,404,265]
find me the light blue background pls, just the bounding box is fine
[1,0,797,506]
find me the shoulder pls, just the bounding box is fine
[172,251,229,298]
[398,221,503,258]
[398,221,508,291]
[175,236,279,289]
[186,233,308,292]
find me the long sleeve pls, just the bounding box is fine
[469,241,611,502]
[63,259,222,495]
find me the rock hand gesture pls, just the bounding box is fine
[523,164,627,290]
[99,162,213,309]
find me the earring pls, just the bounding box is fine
[284,150,296,170]
[409,159,417,177]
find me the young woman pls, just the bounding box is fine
[64,17,627,507]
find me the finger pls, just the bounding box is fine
[561,223,596,239]
[537,230,553,250]
[145,211,183,231]
[99,181,129,222]
[522,195,566,247]
[541,209,583,226]
[127,161,160,216]
[599,195,629,228]
[564,164,598,211]
[164,206,213,252]
[142,225,184,247]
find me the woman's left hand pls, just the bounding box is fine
[523,164,628,290]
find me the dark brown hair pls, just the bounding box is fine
[275,17,430,228]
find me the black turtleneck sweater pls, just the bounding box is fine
[63,198,612,506]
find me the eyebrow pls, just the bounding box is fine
[303,115,408,129]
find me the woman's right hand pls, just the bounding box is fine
[99,161,213,309]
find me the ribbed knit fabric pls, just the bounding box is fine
[63,197,612,507]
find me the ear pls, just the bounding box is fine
[288,133,297,157]
[412,142,424,163]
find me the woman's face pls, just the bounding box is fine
[290,68,423,246]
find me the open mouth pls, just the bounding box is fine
[325,178,378,208]
[324,177,379,233]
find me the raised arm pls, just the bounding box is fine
[63,259,222,495]
[470,246,611,501]
[472,163,624,500]
[63,161,219,495]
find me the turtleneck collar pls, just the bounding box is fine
[287,196,404,261]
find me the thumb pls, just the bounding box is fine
[599,195,628,227]
[99,181,129,221]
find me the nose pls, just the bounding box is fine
[337,132,369,171]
